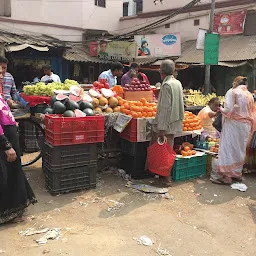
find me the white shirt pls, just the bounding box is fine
[41,73,61,83]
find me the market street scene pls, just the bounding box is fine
[0,0,256,255]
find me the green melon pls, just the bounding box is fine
[53,101,66,114]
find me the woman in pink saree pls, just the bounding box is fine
[212,76,254,185]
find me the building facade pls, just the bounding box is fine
[119,0,256,42]
[0,0,123,41]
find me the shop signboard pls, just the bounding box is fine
[134,33,181,58]
[213,10,247,35]
[204,33,220,65]
[90,41,136,61]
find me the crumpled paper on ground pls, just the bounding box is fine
[133,235,153,246]
[126,182,168,194]
[36,228,61,245]
[231,183,248,192]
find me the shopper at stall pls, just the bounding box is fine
[150,60,184,186]
[0,56,18,104]
[98,62,123,88]
[121,63,139,86]
[0,66,37,224]
[211,76,254,185]
[198,97,221,138]
[41,65,61,83]
[138,72,150,85]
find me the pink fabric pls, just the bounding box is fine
[139,72,150,85]
[0,95,16,135]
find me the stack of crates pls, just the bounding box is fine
[43,115,104,195]
[120,139,149,179]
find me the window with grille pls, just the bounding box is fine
[0,0,11,17]
[95,0,106,8]
[136,0,143,14]
[123,2,129,17]
[194,19,200,26]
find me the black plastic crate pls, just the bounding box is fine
[44,162,96,195]
[30,104,48,115]
[121,153,149,179]
[43,142,97,168]
[120,139,149,156]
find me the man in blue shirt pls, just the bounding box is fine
[98,62,123,88]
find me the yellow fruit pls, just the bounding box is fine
[105,107,113,113]
[108,97,118,108]
[99,97,108,106]
[92,98,99,108]
[94,107,102,114]
[113,106,121,112]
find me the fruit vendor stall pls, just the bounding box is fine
[19,78,220,195]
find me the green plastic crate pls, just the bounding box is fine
[172,154,207,181]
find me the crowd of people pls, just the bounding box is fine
[98,62,150,88]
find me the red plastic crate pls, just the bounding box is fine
[45,115,104,146]
[120,118,152,142]
[120,119,137,142]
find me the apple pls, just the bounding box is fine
[141,88,145,91]
[131,81,136,86]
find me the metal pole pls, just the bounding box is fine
[204,0,216,95]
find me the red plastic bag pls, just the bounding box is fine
[147,137,176,177]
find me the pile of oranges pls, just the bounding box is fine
[183,111,202,131]
[119,98,157,118]
[181,146,196,157]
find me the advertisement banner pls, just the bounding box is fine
[204,33,220,65]
[91,41,136,61]
[134,33,181,58]
[213,10,247,35]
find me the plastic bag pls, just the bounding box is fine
[147,137,176,177]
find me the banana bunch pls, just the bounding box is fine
[185,93,225,106]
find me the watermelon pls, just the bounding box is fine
[43,107,53,114]
[79,101,93,111]
[74,109,86,117]
[53,101,66,114]
[50,95,57,108]
[65,100,80,111]
[56,93,68,101]
[83,108,94,116]
[63,110,75,117]
[69,94,82,103]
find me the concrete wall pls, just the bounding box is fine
[11,0,123,30]
[0,0,123,41]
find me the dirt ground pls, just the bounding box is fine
[0,161,256,256]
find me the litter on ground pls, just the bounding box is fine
[231,183,248,192]
[126,182,168,194]
[133,235,153,246]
